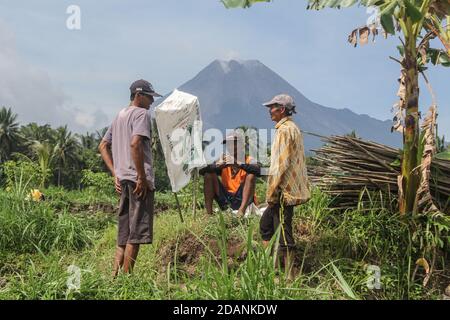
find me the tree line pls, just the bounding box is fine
[0,107,170,191]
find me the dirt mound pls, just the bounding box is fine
[69,203,117,214]
[158,232,246,276]
[68,201,169,215]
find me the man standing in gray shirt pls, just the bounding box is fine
[99,79,161,277]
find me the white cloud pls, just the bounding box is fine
[75,112,95,128]
[0,20,106,133]
[223,50,241,61]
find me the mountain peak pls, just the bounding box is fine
[212,59,263,73]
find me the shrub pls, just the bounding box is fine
[1,160,43,193]
[81,169,114,196]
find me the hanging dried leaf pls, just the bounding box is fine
[369,24,378,42]
[397,175,404,205]
[359,27,370,46]
[348,28,358,47]
[419,47,427,65]
[416,104,439,213]
[396,72,406,101]
[392,72,406,133]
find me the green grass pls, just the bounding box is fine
[0,183,448,300]
[0,192,112,255]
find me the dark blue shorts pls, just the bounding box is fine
[214,178,254,210]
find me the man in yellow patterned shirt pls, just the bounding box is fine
[260,94,310,280]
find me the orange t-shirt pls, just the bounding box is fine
[221,156,252,194]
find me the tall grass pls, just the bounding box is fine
[0,192,107,254]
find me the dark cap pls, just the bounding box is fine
[130,79,162,97]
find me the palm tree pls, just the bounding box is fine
[79,132,97,150]
[95,127,109,146]
[0,107,21,163]
[20,123,54,143]
[53,125,80,186]
[223,0,450,214]
[32,141,55,188]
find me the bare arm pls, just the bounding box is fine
[99,140,121,194]
[131,135,147,181]
[131,135,151,199]
[99,140,115,176]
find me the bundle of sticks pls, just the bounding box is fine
[307,134,449,213]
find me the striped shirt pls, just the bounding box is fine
[266,117,310,206]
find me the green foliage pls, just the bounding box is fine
[411,213,450,256]
[81,169,114,196]
[221,0,271,9]
[435,151,450,160]
[153,155,171,192]
[1,160,43,193]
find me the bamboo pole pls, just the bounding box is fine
[192,169,198,219]
[305,133,449,213]
[173,192,184,223]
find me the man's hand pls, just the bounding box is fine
[215,154,226,169]
[133,177,149,200]
[216,154,235,168]
[114,176,122,194]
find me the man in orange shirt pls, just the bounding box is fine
[200,132,261,217]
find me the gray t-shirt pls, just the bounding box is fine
[103,106,155,188]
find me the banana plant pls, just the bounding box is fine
[221,0,271,8]
[222,0,449,215]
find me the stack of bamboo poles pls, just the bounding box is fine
[430,157,450,213]
[307,134,449,213]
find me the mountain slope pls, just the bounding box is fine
[167,59,401,152]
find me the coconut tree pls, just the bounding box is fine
[18,123,55,159]
[79,132,97,150]
[95,127,109,146]
[0,107,21,163]
[222,0,450,214]
[53,125,80,186]
[20,123,54,143]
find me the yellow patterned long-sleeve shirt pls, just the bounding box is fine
[266,117,310,206]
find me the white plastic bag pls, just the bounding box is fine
[155,89,207,192]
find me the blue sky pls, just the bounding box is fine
[0,0,448,136]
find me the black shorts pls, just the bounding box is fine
[117,180,154,246]
[259,204,295,250]
[214,178,254,211]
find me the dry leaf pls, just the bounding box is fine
[369,24,378,42]
[359,27,370,46]
[348,29,358,47]
[419,47,427,65]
